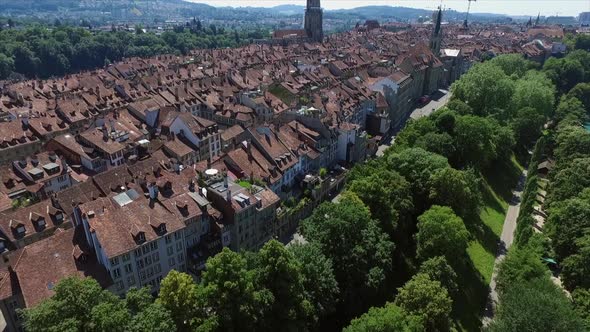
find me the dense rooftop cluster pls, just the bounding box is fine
[0,15,568,331]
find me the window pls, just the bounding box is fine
[110,257,119,266]
[134,249,141,257]
[55,213,64,222]
[116,281,124,291]
[147,267,154,278]
[113,268,121,279]
[169,257,175,266]
[150,241,158,251]
[127,276,135,286]
[176,242,183,252]
[155,264,161,274]
[17,226,25,234]
[124,264,132,274]
[145,255,152,266]
[0,241,4,251]
[152,253,159,262]
[174,232,181,241]
[140,271,146,281]
[136,260,144,269]
[178,253,184,262]
[122,253,130,262]
[167,246,173,256]
[142,245,149,255]
[165,234,172,244]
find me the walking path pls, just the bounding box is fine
[482,170,527,326]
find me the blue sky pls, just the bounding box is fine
[187,0,589,17]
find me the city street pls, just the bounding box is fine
[410,89,451,120]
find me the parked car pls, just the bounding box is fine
[418,95,431,106]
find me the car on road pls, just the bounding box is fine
[417,95,431,106]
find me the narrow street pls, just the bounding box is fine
[482,171,527,326]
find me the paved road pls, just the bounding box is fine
[410,90,451,120]
[482,171,527,326]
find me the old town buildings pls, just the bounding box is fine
[0,13,567,331]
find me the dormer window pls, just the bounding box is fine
[17,225,25,235]
[135,232,145,243]
[37,218,46,228]
[55,213,64,222]
[158,224,167,234]
[0,241,5,252]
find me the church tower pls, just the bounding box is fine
[305,0,324,42]
[430,7,443,55]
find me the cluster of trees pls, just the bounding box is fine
[490,49,590,330]
[24,240,339,331]
[0,23,269,80]
[337,54,557,330]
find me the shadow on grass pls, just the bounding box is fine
[482,157,522,204]
[468,217,501,256]
[452,257,489,332]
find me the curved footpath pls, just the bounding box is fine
[482,170,527,326]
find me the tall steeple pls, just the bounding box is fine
[305,0,323,42]
[535,12,540,26]
[430,7,443,55]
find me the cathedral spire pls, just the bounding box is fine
[430,7,443,54]
[305,0,323,42]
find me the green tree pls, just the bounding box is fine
[495,248,548,296]
[489,54,536,77]
[157,270,200,330]
[394,273,452,331]
[300,191,394,318]
[0,53,14,79]
[510,106,546,148]
[453,115,498,169]
[543,57,585,93]
[428,167,482,220]
[561,234,590,290]
[510,76,555,118]
[555,96,587,124]
[344,303,424,332]
[347,168,413,234]
[289,243,339,325]
[386,148,449,205]
[419,256,458,296]
[488,278,585,332]
[546,189,590,261]
[554,126,590,165]
[572,288,590,328]
[253,240,312,331]
[451,61,515,115]
[201,248,264,331]
[568,83,590,110]
[548,159,590,205]
[415,206,469,263]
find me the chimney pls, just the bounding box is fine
[102,125,108,140]
[226,189,231,202]
[223,173,228,188]
[148,182,159,200]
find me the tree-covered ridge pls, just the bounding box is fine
[0,23,269,80]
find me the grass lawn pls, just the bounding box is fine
[453,156,523,331]
[237,180,253,190]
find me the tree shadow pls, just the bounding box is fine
[452,257,489,332]
[482,158,522,204]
